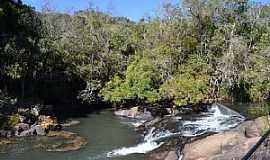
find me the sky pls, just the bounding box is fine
[22,0,268,22]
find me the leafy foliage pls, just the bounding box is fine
[100,56,161,105]
[1,0,270,109]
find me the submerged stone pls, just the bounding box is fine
[45,131,87,152]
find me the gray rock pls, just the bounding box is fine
[243,121,261,138]
[0,130,13,138]
[114,107,153,120]
[114,107,140,118]
[61,120,80,127]
[19,128,35,137]
[14,123,30,136]
[31,125,46,136]
[31,105,41,116]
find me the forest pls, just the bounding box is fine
[1,0,270,115]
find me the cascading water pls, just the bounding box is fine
[107,128,167,157]
[180,103,245,136]
[106,103,245,158]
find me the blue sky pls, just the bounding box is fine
[22,0,268,21]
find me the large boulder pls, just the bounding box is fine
[31,124,46,136]
[14,123,30,136]
[147,117,266,160]
[182,119,263,160]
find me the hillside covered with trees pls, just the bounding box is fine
[1,0,270,112]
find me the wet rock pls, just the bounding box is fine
[114,107,139,118]
[19,128,35,137]
[147,138,185,160]
[61,120,80,127]
[0,130,13,138]
[14,123,30,136]
[114,107,153,120]
[31,125,46,136]
[165,108,179,116]
[46,131,87,152]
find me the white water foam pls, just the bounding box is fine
[107,141,163,157]
[107,127,170,157]
[106,103,245,158]
[181,104,245,136]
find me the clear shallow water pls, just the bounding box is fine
[0,110,145,160]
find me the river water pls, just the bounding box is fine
[0,103,249,160]
[0,110,145,160]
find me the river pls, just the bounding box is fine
[0,103,258,160]
[0,110,145,160]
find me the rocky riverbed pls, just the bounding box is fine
[1,103,270,160]
[0,104,88,153]
[112,103,270,160]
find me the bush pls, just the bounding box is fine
[100,56,161,105]
[0,114,20,129]
[160,73,209,106]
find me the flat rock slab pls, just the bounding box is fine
[46,131,87,152]
[183,119,264,160]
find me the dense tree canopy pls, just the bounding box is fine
[1,0,270,109]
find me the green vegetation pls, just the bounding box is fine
[0,114,20,129]
[1,0,270,111]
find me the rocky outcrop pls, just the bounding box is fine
[14,123,30,136]
[19,128,35,137]
[11,115,60,137]
[32,125,46,136]
[182,118,266,160]
[147,117,269,160]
